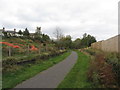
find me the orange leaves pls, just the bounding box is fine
[30,45,38,51]
[0,42,20,48]
[0,42,38,51]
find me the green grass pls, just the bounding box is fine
[58,51,92,88]
[2,51,71,89]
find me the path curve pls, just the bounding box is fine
[15,51,78,88]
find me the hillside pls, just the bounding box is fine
[2,37,55,59]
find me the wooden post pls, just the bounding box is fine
[8,46,11,56]
[45,42,47,52]
[27,45,29,55]
[39,44,41,54]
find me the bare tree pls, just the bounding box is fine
[53,27,63,40]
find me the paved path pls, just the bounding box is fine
[15,51,78,88]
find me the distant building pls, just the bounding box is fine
[29,27,42,38]
[30,33,35,38]
[1,27,42,37]
[36,27,41,34]
[1,27,19,37]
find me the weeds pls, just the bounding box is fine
[87,53,118,88]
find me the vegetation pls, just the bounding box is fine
[54,33,96,49]
[105,52,120,87]
[55,35,72,49]
[1,27,98,89]
[81,33,96,48]
[58,51,92,88]
[2,37,55,58]
[2,51,71,89]
[18,30,23,35]
[23,28,30,37]
[3,50,67,72]
[73,38,81,49]
[84,48,119,88]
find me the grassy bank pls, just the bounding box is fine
[58,51,92,88]
[3,51,71,89]
[84,48,119,88]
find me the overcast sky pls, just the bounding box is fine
[0,0,119,41]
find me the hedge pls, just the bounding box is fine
[2,50,67,72]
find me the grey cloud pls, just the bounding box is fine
[0,0,119,41]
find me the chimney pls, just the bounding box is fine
[3,27,5,32]
[14,28,16,32]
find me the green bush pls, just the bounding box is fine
[40,53,50,60]
[3,57,18,72]
[84,48,96,55]
[2,49,67,72]
[3,57,17,65]
[92,72,100,87]
[105,52,120,86]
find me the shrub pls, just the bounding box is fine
[105,52,120,87]
[87,54,118,88]
[2,49,67,72]
[40,53,50,60]
[3,57,17,65]
[83,48,96,55]
[92,72,100,87]
[3,57,18,72]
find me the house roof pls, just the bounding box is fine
[5,30,17,33]
[7,31,15,33]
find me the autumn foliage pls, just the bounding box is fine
[30,45,38,51]
[0,42,20,48]
[0,42,38,51]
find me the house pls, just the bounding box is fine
[1,27,19,37]
[1,26,42,37]
[29,27,42,38]
[30,33,35,38]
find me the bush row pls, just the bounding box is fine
[82,47,104,56]
[2,49,67,71]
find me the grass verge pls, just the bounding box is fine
[3,51,71,89]
[57,51,92,88]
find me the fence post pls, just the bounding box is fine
[27,44,29,55]
[8,46,11,56]
[39,44,41,54]
[45,45,47,52]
